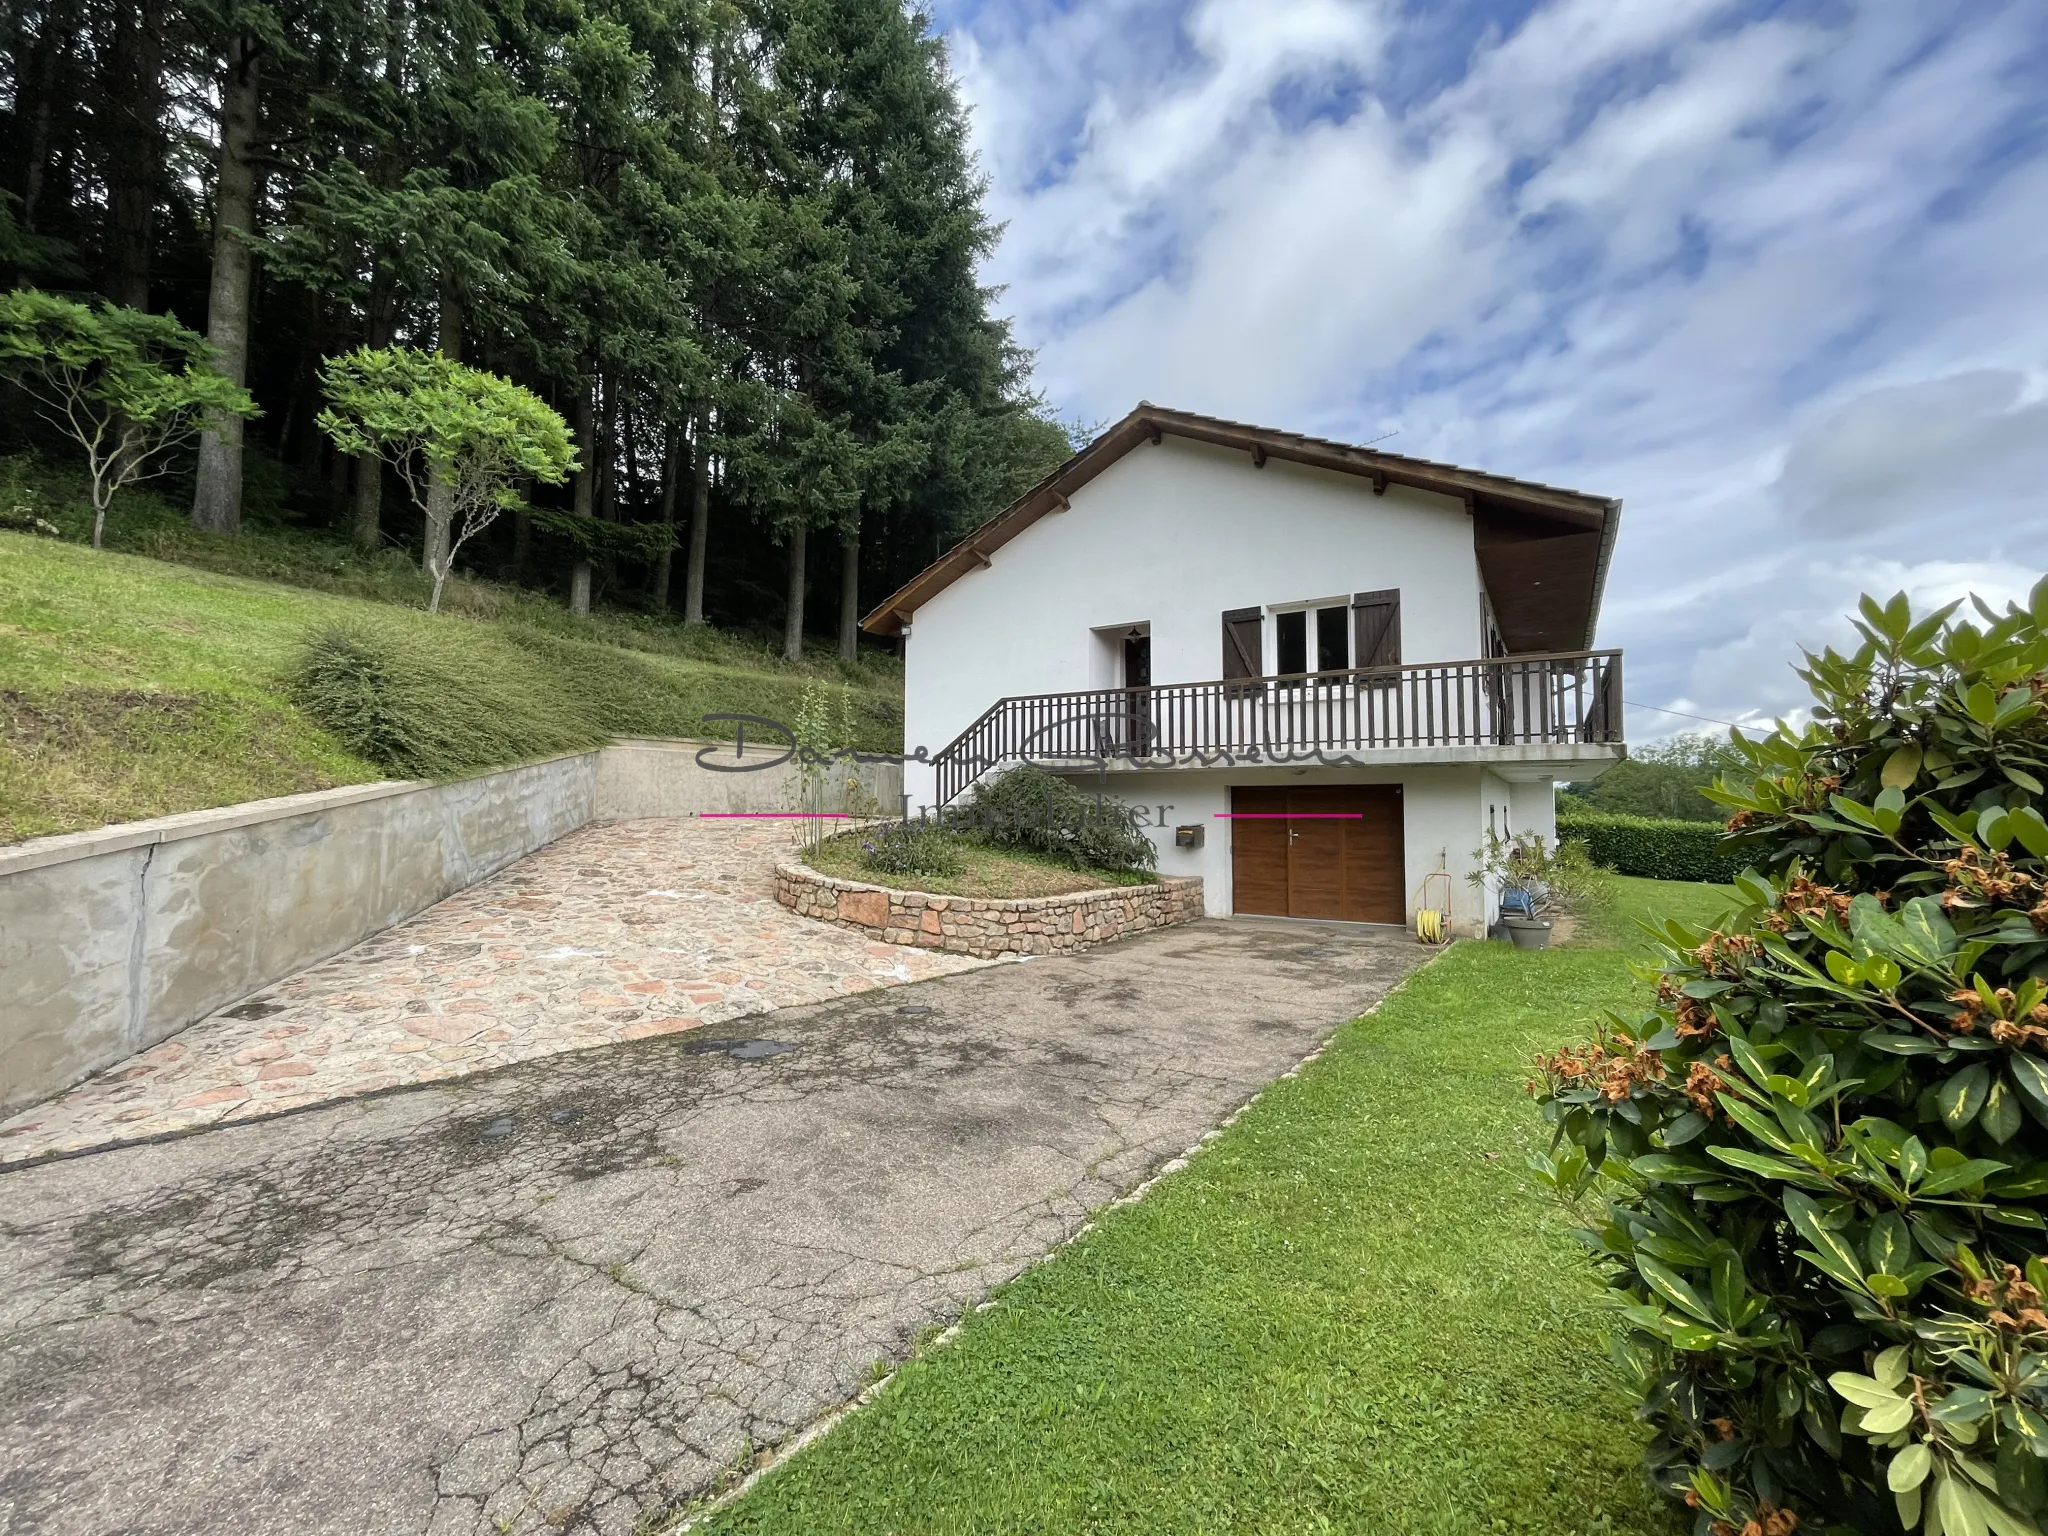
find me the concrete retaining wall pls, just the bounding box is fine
[774,859,1205,957]
[0,737,903,1118]
[597,738,902,820]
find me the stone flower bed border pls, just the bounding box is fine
[774,859,1205,957]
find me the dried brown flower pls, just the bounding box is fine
[1967,1264,2048,1336]
[1535,1033,1665,1103]
[1685,1061,1724,1118]
[1942,846,2038,911]
[1779,875,1853,927]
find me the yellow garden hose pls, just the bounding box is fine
[1412,868,1453,945]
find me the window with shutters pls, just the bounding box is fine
[1227,592,1402,684]
[1352,589,1401,673]
[1221,606,1263,692]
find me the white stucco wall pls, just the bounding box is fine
[1509,777,1559,848]
[901,435,1487,807]
[1037,764,1495,935]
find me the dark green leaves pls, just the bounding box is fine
[1784,1191,1867,1290]
[1939,1064,1994,1130]
[1530,583,2048,1534]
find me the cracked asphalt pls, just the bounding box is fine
[0,918,1431,1536]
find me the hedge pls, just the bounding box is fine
[1556,810,1741,884]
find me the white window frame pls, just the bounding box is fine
[1266,595,1355,678]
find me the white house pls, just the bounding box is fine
[862,404,1627,936]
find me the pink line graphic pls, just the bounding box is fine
[1213,812,1363,819]
[698,812,848,819]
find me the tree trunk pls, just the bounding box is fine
[350,271,397,552]
[568,382,596,616]
[351,1,404,552]
[572,386,596,520]
[783,521,807,662]
[622,397,640,511]
[421,286,464,579]
[350,451,384,552]
[838,521,860,662]
[279,291,322,467]
[683,417,710,624]
[512,508,531,582]
[103,0,161,310]
[19,0,71,235]
[593,380,620,594]
[652,425,680,609]
[189,38,262,535]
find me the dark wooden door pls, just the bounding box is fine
[1121,633,1153,754]
[1123,633,1151,689]
[1288,805,1346,918]
[1230,785,1404,924]
[1333,785,1405,923]
[1230,785,1290,918]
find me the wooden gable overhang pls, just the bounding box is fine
[860,403,1622,653]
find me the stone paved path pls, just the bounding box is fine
[0,917,1433,1536]
[0,819,985,1164]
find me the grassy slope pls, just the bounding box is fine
[696,880,1737,1536]
[0,531,901,843]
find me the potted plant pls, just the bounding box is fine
[1468,829,1603,949]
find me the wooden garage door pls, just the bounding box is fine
[1230,785,1404,924]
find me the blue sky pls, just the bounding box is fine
[927,0,2048,740]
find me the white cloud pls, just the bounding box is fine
[939,0,2048,732]
[1777,371,2048,536]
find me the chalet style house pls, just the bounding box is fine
[862,404,1626,937]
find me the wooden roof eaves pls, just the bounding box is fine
[860,405,1620,636]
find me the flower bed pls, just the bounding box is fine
[775,859,1204,957]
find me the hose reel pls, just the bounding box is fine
[1412,870,1452,946]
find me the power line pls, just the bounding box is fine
[1623,699,1748,730]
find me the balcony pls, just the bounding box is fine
[931,650,1624,805]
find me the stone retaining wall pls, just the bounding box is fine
[774,860,1205,956]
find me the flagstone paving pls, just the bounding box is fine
[0,818,987,1164]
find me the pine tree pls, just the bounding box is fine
[2,0,1071,643]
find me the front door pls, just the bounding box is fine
[1120,632,1152,755]
[1230,785,1405,923]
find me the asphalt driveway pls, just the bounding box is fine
[0,918,1431,1536]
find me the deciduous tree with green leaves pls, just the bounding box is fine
[1533,583,2048,1536]
[317,346,574,613]
[0,288,258,548]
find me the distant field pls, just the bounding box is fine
[0,532,902,844]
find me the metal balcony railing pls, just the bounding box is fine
[930,649,1623,806]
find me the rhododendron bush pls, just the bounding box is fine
[1533,584,2048,1536]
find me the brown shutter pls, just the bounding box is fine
[1353,590,1400,670]
[1222,607,1262,679]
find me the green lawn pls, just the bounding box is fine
[689,879,1737,1536]
[0,529,901,843]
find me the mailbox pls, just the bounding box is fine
[1175,824,1204,849]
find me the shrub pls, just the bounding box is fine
[956,765,1156,872]
[1561,809,1743,884]
[857,818,966,880]
[289,623,607,778]
[1468,828,1613,917]
[1532,585,2048,1536]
